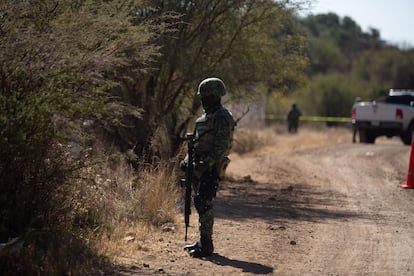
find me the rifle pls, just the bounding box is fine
[182,132,195,242]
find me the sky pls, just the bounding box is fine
[301,0,414,48]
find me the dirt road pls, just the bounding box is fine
[116,128,414,275]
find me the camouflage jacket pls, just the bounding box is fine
[194,105,234,168]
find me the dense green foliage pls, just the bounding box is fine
[303,13,384,74]
[0,0,162,273]
[288,12,414,118]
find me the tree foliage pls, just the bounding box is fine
[0,0,165,272]
[304,13,384,51]
[352,48,414,93]
[118,0,309,156]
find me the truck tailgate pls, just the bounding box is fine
[355,103,398,123]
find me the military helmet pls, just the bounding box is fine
[197,77,226,97]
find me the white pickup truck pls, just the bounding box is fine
[351,89,414,145]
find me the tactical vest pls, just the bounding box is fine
[194,105,234,167]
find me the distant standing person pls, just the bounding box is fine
[287,103,301,133]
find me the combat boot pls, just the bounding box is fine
[189,237,213,258]
[183,241,199,252]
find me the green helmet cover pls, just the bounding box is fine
[197,77,226,97]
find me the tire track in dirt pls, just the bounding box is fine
[280,142,414,275]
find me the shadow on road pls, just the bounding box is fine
[215,179,371,224]
[207,253,273,274]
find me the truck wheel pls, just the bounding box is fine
[366,130,376,143]
[401,123,414,145]
[359,129,375,144]
[359,129,367,143]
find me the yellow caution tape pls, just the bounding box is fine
[265,114,351,123]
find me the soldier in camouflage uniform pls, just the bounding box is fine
[182,77,235,258]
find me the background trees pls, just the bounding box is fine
[290,12,414,118]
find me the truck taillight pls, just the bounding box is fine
[351,108,356,119]
[396,108,403,119]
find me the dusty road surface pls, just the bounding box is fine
[115,128,414,275]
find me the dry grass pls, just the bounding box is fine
[132,162,180,226]
[77,156,181,260]
[261,126,352,154]
[232,127,277,154]
[232,124,352,155]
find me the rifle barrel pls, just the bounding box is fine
[184,133,194,241]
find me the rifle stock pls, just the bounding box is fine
[184,133,194,241]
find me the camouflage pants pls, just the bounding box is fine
[198,203,214,240]
[194,169,218,241]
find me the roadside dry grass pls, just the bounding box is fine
[87,158,181,259]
